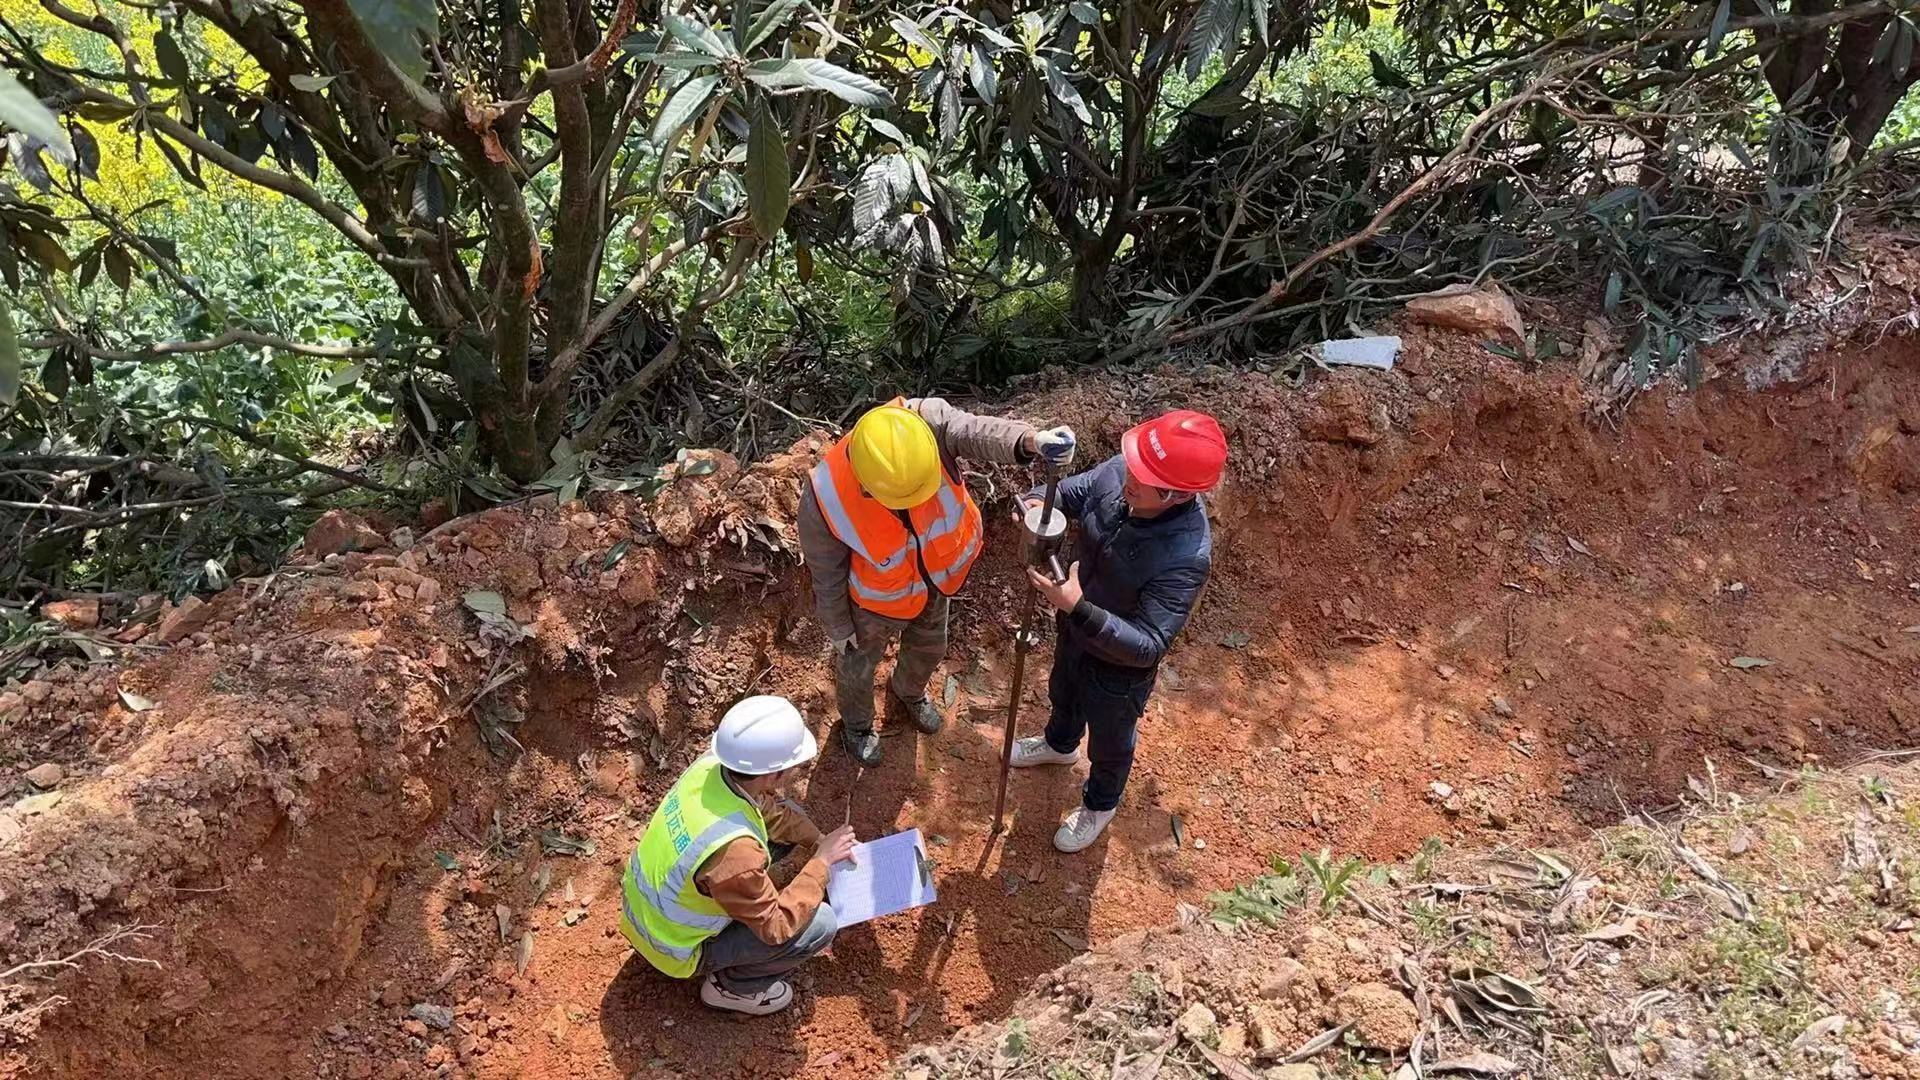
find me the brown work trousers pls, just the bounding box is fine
[834,593,948,734]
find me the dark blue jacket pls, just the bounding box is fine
[1027,455,1212,671]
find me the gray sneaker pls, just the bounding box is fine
[840,726,881,766]
[898,695,944,734]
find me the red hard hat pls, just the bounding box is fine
[1121,410,1228,492]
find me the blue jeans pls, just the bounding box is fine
[694,898,838,995]
[1042,633,1156,812]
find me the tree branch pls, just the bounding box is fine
[24,328,383,363]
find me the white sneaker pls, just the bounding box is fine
[700,975,794,1015]
[1053,805,1115,853]
[1010,736,1078,768]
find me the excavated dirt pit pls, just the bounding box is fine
[3,330,1918,1080]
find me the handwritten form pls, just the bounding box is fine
[826,828,937,927]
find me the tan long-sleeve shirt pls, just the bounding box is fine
[692,793,828,946]
[798,397,1037,642]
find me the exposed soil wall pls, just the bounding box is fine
[1,322,1917,1079]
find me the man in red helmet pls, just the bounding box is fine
[1010,410,1227,853]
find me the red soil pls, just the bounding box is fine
[2,330,1916,1080]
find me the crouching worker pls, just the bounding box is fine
[620,695,858,1015]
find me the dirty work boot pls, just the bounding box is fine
[1010,735,1077,767]
[840,726,882,766]
[1053,804,1116,854]
[897,695,944,735]
[700,975,794,1016]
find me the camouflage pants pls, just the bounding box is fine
[833,593,948,734]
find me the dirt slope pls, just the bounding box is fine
[2,319,1918,1079]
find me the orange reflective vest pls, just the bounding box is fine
[808,428,985,620]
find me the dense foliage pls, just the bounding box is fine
[0,0,1917,612]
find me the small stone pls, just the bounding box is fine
[155,596,215,644]
[1436,664,1457,680]
[1266,1066,1320,1080]
[1193,838,1207,851]
[423,1045,451,1067]
[302,509,386,558]
[23,763,64,788]
[1217,1022,1248,1058]
[1429,781,1454,800]
[1332,983,1419,1050]
[409,1003,454,1031]
[42,598,100,629]
[1490,695,1514,718]
[1260,958,1310,1000]
[400,1019,429,1038]
[1175,1002,1217,1044]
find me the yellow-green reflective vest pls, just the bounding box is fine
[620,755,768,978]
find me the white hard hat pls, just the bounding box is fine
[713,695,818,775]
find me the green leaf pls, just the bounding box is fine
[967,43,997,104]
[889,15,941,55]
[41,348,68,399]
[0,71,72,159]
[346,0,438,83]
[744,58,892,108]
[745,96,791,240]
[0,295,16,407]
[1068,2,1098,24]
[1185,0,1236,80]
[433,851,461,871]
[1044,59,1090,124]
[289,73,336,92]
[867,116,908,145]
[664,11,734,58]
[1603,270,1624,314]
[1705,0,1731,58]
[744,0,805,51]
[602,539,632,571]
[154,29,194,87]
[651,74,719,145]
[1728,656,1772,670]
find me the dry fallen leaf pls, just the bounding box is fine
[1050,928,1088,952]
[1581,916,1641,942]
[1566,535,1594,557]
[515,931,535,977]
[495,903,513,943]
[1430,1050,1522,1075]
[1791,1014,1846,1052]
[119,689,158,712]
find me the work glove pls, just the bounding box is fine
[1034,425,1076,468]
[830,632,858,657]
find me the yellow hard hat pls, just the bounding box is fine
[847,404,941,509]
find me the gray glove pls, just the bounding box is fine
[830,632,858,657]
[1034,425,1076,467]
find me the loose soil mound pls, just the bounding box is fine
[1,327,1917,1079]
[903,758,1920,1080]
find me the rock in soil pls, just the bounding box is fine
[1176,1002,1218,1043]
[155,597,216,645]
[42,598,100,629]
[301,509,387,558]
[23,763,64,788]
[408,1003,454,1031]
[1332,982,1420,1050]
[1405,283,1528,354]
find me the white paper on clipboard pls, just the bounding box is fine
[826,828,937,927]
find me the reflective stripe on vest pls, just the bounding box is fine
[620,757,767,978]
[808,415,984,620]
